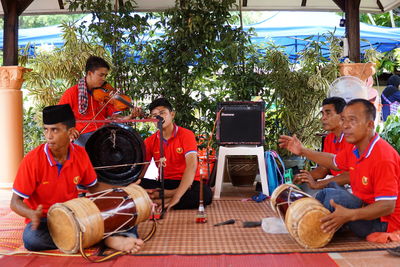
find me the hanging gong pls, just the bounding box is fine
[85,123,145,185]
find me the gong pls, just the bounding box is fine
[85,123,145,185]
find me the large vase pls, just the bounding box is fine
[226,155,258,187]
[338,62,376,82]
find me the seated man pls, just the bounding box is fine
[294,97,352,193]
[140,98,212,210]
[279,99,400,238]
[10,104,143,253]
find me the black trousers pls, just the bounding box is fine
[139,178,212,210]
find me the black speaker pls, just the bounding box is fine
[216,101,265,145]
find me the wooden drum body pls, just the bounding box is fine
[270,184,334,248]
[47,184,152,254]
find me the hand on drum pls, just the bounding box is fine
[321,199,352,233]
[293,170,314,185]
[29,204,43,230]
[278,135,303,155]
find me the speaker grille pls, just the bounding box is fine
[217,101,265,145]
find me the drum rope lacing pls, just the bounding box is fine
[275,186,312,222]
[86,189,139,239]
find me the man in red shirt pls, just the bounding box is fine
[59,56,140,146]
[11,104,143,253]
[294,97,352,192]
[140,98,212,210]
[279,99,400,238]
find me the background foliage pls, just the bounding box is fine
[20,0,344,153]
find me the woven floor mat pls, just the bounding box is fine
[136,199,400,255]
[0,207,98,255]
[1,200,400,256]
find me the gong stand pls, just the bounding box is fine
[77,117,166,216]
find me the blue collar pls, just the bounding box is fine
[352,133,380,160]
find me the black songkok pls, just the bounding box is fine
[43,104,75,125]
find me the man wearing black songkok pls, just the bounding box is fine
[10,104,143,253]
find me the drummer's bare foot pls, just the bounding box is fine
[105,236,144,254]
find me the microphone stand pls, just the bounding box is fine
[156,115,165,218]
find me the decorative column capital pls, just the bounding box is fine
[0,66,31,90]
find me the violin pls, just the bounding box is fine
[92,82,134,111]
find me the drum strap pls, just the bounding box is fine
[79,218,157,263]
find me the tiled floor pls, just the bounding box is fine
[1,184,399,266]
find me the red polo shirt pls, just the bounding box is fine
[58,84,117,134]
[145,125,200,181]
[12,143,97,223]
[323,132,354,176]
[333,134,400,232]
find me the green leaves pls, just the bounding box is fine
[379,111,400,154]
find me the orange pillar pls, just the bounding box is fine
[0,66,27,188]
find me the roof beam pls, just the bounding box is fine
[58,0,65,10]
[332,0,345,12]
[377,0,384,12]
[16,0,35,16]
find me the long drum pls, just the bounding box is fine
[47,184,152,254]
[270,184,333,248]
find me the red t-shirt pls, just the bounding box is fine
[323,132,354,176]
[334,134,400,232]
[58,84,117,134]
[12,143,97,223]
[145,125,200,181]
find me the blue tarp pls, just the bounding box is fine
[1,11,399,59]
[244,12,400,60]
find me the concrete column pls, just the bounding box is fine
[0,66,28,188]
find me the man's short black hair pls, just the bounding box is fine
[85,56,110,73]
[346,98,376,121]
[148,98,173,112]
[322,97,346,114]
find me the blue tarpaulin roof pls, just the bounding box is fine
[244,12,400,60]
[1,12,399,59]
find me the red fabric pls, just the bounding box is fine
[334,133,400,232]
[58,84,117,134]
[12,143,97,223]
[367,230,400,243]
[0,253,338,267]
[145,125,200,181]
[322,132,354,176]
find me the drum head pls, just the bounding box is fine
[86,123,145,185]
[285,198,333,248]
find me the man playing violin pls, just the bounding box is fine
[59,56,140,146]
[11,104,144,253]
[139,98,213,210]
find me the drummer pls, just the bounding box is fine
[294,97,352,195]
[58,56,141,147]
[279,99,400,238]
[10,104,143,253]
[139,98,213,210]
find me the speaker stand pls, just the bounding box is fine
[213,145,269,199]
